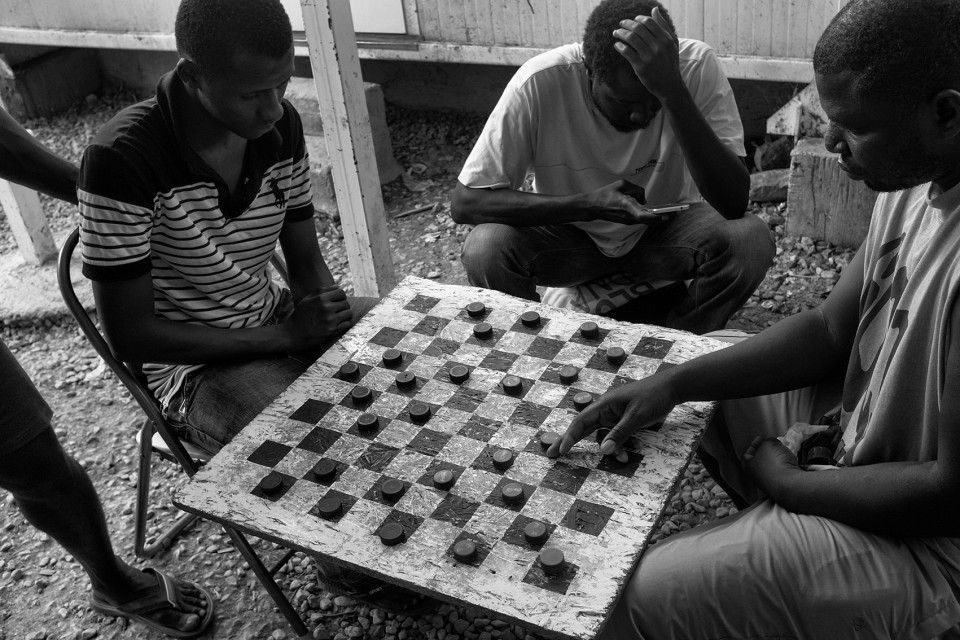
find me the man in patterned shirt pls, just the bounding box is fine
[78,0,374,455]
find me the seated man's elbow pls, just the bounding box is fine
[450,183,479,225]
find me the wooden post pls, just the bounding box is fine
[299,0,396,296]
[0,69,58,265]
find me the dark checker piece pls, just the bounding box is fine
[521,310,541,327]
[378,522,406,546]
[540,547,565,575]
[382,479,406,502]
[433,469,456,490]
[501,482,524,505]
[449,364,470,384]
[524,521,550,545]
[316,495,342,519]
[258,473,283,495]
[351,386,373,406]
[453,539,477,564]
[502,375,523,395]
[492,449,514,470]
[580,321,600,339]
[539,431,560,450]
[559,365,579,384]
[473,322,493,339]
[409,402,432,424]
[312,459,338,481]
[338,361,360,380]
[606,346,627,365]
[573,392,594,411]
[466,301,486,318]
[382,348,403,367]
[396,371,417,390]
[356,413,380,433]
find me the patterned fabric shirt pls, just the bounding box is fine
[78,70,314,410]
[840,180,960,465]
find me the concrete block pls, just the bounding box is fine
[0,48,101,120]
[286,77,402,187]
[749,169,790,203]
[786,138,878,247]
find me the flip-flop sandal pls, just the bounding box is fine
[90,568,215,639]
[316,563,438,617]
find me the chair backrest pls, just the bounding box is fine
[57,227,201,475]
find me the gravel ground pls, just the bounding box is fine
[0,94,854,640]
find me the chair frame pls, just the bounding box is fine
[58,227,310,639]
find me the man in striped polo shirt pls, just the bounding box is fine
[78,0,375,456]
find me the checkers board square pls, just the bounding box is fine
[510,401,553,430]
[446,387,486,414]
[338,387,382,410]
[408,428,452,457]
[416,459,466,488]
[289,399,334,424]
[584,348,626,373]
[355,442,400,473]
[466,327,506,347]
[472,444,515,474]
[424,338,461,358]
[395,400,441,425]
[363,474,409,505]
[568,326,610,346]
[509,315,549,335]
[526,336,566,361]
[447,531,490,565]
[633,336,673,359]
[538,361,580,386]
[251,471,295,501]
[431,492,481,528]
[478,349,518,373]
[657,361,677,374]
[301,457,346,485]
[490,375,533,400]
[597,449,644,477]
[563,499,614,536]
[370,327,408,348]
[503,513,557,550]
[522,557,579,595]
[485,476,536,511]
[539,462,591,496]
[458,416,499,442]
[297,427,341,455]
[334,362,373,383]
[411,315,449,337]
[309,488,357,523]
[248,440,292,467]
[403,294,441,313]
[378,508,425,541]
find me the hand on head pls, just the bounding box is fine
[613,7,682,100]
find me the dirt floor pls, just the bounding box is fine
[0,94,853,640]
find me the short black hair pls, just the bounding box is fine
[582,0,676,86]
[813,0,960,105]
[175,0,293,74]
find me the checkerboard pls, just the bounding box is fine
[174,277,727,640]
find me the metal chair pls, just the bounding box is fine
[57,227,310,638]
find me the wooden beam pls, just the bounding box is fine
[299,0,396,297]
[0,87,57,265]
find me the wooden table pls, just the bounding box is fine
[174,276,727,640]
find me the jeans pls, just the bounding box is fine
[165,294,379,454]
[460,203,774,334]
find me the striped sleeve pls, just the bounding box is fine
[283,102,315,224]
[78,143,155,281]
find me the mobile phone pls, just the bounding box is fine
[641,203,690,215]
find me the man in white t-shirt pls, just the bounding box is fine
[451,0,774,334]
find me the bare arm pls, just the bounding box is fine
[94,219,351,365]
[549,246,865,457]
[744,288,960,537]
[614,9,749,218]
[0,108,79,204]
[451,179,672,227]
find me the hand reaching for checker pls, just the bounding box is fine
[546,377,677,460]
[613,7,683,101]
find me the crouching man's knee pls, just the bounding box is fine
[720,214,775,286]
